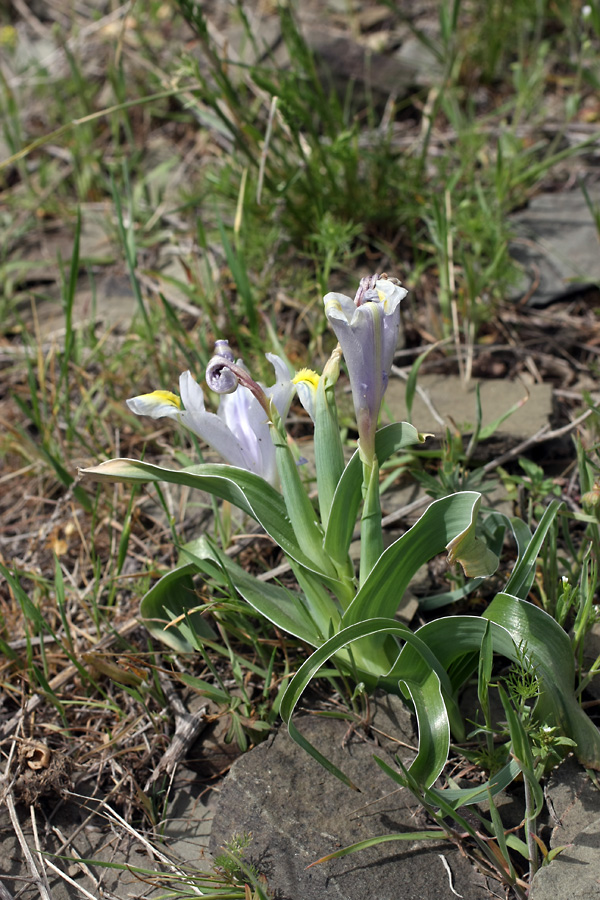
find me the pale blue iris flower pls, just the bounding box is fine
[324,274,407,461]
[126,347,294,486]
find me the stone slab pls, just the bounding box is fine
[530,816,600,900]
[509,186,600,307]
[210,695,491,900]
[0,801,164,900]
[545,756,600,848]
[383,374,553,441]
[0,765,216,900]
[529,757,600,900]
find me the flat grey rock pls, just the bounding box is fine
[0,801,164,900]
[383,373,553,441]
[529,757,600,900]
[530,816,600,900]
[545,756,600,847]
[0,770,218,900]
[210,695,491,899]
[509,186,600,307]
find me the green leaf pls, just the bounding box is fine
[427,758,523,807]
[268,411,337,578]
[446,494,500,577]
[478,619,493,710]
[504,500,562,599]
[325,423,426,568]
[478,389,529,441]
[309,829,445,867]
[485,593,600,770]
[342,491,496,630]
[313,352,345,530]
[398,594,600,772]
[140,563,216,653]
[291,562,343,641]
[181,540,330,645]
[410,508,528,612]
[280,618,451,790]
[359,456,383,585]
[80,458,337,585]
[177,672,231,704]
[497,685,544,818]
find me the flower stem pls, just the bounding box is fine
[359,455,383,586]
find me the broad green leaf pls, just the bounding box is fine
[416,512,526,610]
[392,649,450,788]
[269,410,336,577]
[325,423,425,567]
[485,592,600,770]
[341,491,496,630]
[280,618,451,790]
[140,562,215,653]
[398,595,600,772]
[291,562,343,641]
[181,541,329,645]
[314,351,345,530]
[446,494,500,577]
[418,499,504,610]
[80,458,337,585]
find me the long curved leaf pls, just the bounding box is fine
[80,458,337,584]
[341,491,496,630]
[309,829,445,867]
[503,499,562,598]
[485,593,600,770]
[396,595,600,772]
[140,562,216,653]
[324,423,425,566]
[280,618,450,790]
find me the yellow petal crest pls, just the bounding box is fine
[293,368,320,389]
[136,390,181,409]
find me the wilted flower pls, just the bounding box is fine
[324,273,407,461]
[126,344,294,486]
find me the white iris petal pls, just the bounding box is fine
[126,354,295,487]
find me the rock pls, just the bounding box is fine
[162,767,218,863]
[545,755,600,847]
[0,799,164,900]
[383,373,553,441]
[509,186,600,307]
[210,695,492,899]
[530,816,600,899]
[0,762,218,900]
[529,756,600,900]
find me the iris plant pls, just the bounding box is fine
[82,271,600,826]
